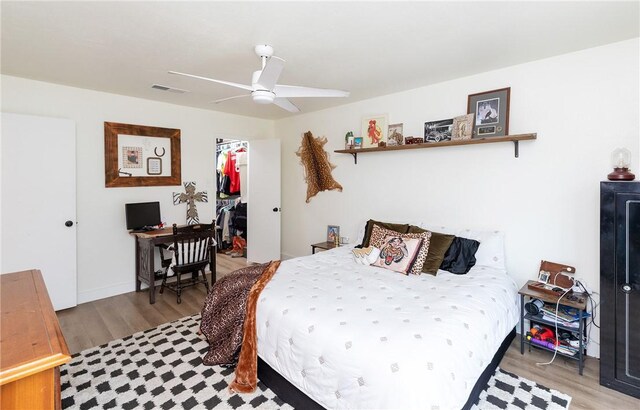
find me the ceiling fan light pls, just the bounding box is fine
[252,90,275,104]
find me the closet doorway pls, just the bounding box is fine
[215,138,281,265]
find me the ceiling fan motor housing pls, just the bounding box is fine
[252,90,275,104]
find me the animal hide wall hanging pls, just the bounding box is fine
[296,131,343,203]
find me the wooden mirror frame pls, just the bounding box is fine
[104,122,181,187]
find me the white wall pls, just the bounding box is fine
[275,38,640,358]
[1,75,274,303]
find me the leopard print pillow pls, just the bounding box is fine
[370,224,431,274]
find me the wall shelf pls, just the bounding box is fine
[334,133,537,164]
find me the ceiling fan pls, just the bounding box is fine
[169,45,349,113]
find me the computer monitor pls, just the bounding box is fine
[125,201,161,230]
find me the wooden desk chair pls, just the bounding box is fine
[159,221,215,304]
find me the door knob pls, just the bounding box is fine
[65,220,74,227]
[272,207,281,212]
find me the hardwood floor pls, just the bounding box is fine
[57,255,639,409]
[56,253,248,354]
[501,341,638,409]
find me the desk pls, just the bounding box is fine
[131,228,217,304]
[131,228,173,304]
[1,269,71,410]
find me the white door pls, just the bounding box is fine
[1,112,77,310]
[247,139,281,263]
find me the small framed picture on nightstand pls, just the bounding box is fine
[538,270,550,284]
[327,225,340,243]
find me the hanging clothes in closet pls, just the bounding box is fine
[217,142,246,197]
[215,197,246,254]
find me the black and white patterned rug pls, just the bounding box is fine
[61,315,571,410]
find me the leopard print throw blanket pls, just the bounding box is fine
[200,260,281,393]
[296,131,343,203]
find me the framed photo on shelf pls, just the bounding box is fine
[361,114,388,148]
[451,113,474,140]
[387,123,404,146]
[424,118,453,142]
[467,87,510,138]
[327,225,340,243]
[353,136,363,149]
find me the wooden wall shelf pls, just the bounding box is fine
[335,133,537,164]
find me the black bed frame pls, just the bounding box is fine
[258,327,516,409]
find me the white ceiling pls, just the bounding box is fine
[2,1,638,120]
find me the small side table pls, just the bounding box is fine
[311,241,337,254]
[518,280,589,375]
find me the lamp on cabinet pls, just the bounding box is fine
[607,147,635,181]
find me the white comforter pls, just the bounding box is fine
[257,246,519,409]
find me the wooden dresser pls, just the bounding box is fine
[0,269,71,409]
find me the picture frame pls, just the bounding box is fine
[353,136,363,149]
[387,123,404,146]
[451,113,474,140]
[361,114,388,148]
[146,157,162,175]
[467,87,510,138]
[105,122,181,187]
[424,118,454,142]
[538,270,550,284]
[327,225,340,243]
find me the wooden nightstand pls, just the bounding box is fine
[310,241,337,254]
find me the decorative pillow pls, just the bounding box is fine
[352,246,380,265]
[407,225,455,275]
[361,219,409,247]
[456,229,506,270]
[440,236,480,274]
[421,225,507,271]
[372,235,424,274]
[370,224,431,274]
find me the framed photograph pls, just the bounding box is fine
[105,122,181,187]
[123,147,143,168]
[452,114,474,140]
[354,136,363,149]
[327,225,340,243]
[387,123,404,146]
[424,118,454,142]
[147,157,162,175]
[361,114,388,148]
[538,270,550,284]
[467,87,510,138]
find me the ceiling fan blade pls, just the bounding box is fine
[211,94,251,104]
[273,98,300,113]
[168,71,253,92]
[273,84,350,98]
[256,56,285,90]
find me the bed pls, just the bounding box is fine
[254,233,519,409]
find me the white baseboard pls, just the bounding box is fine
[280,252,296,260]
[77,281,136,304]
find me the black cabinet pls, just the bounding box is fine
[600,181,640,398]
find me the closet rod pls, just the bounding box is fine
[216,140,248,152]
